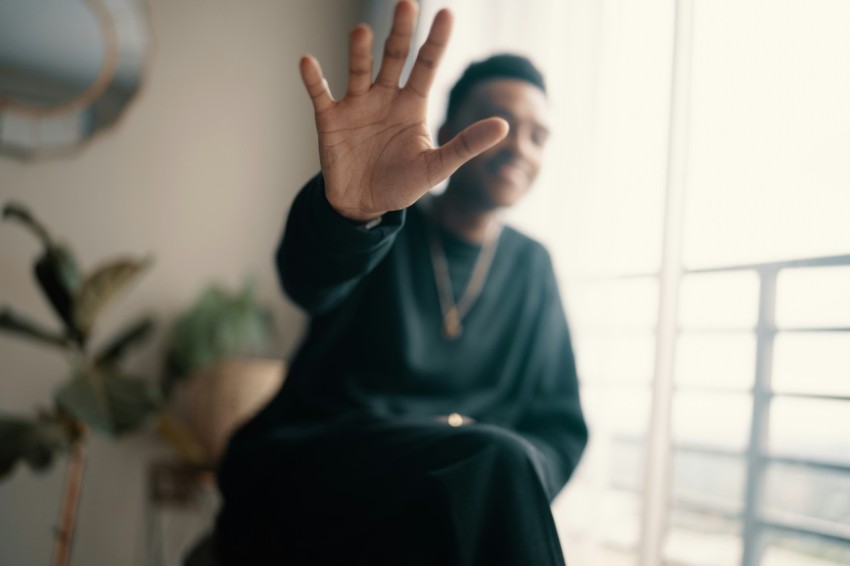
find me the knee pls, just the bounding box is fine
[453,424,538,469]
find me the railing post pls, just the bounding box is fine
[638,0,695,563]
[741,268,778,565]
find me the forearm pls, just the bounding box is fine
[277,173,405,314]
[521,413,588,499]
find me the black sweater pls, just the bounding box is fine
[257,173,587,497]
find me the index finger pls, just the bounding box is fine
[404,8,452,99]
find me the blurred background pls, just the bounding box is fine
[1,0,848,565]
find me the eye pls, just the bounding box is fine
[532,128,549,147]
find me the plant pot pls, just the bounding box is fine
[181,358,285,466]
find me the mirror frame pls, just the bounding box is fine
[0,0,153,160]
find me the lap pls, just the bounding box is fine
[215,414,561,565]
[219,413,545,500]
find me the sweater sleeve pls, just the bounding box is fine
[516,251,588,500]
[276,173,406,315]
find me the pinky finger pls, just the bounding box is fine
[299,55,334,113]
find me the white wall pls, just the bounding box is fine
[0,1,365,564]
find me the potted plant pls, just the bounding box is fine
[0,202,158,566]
[158,283,282,468]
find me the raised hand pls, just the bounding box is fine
[299,1,508,222]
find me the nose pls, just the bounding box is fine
[500,124,537,162]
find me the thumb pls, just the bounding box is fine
[428,118,509,181]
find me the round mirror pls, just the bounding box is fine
[0,0,152,159]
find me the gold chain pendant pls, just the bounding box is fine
[425,198,502,342]
[443,306,463,339]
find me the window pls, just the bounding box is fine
[511,1,850,564]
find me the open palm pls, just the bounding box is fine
[300,1,508,222]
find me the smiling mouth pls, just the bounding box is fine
[492,162,528,184]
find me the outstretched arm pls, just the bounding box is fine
[279,2,508,314]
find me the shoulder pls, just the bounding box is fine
[500,224,555,273]
[493,226,568,333]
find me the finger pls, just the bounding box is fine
[299,55,334,113]
[374,0,418,89]
[347,25,373,97]
[428,118,509,181]
[404,8,452,98]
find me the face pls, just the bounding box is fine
[441,78,550,209]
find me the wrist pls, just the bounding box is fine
[337,210,383,224]
[324,194,385,224]
[344,215,383,230]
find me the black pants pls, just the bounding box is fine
[215,414,566,565]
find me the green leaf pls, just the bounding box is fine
[0,418,31,478]
[55,365,159,435]
[73,257,152,338]
[0,413,75,479]
[35,245,83,343]
[55,367,111,433]
[3,201,84,342]
[2,202,54,248]
[0,306,69,349]
[95,316,155,367]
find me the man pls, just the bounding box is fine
[216,2,586,564]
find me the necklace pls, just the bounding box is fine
[424,199,502,340]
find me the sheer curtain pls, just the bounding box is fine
[363,1,850,565]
